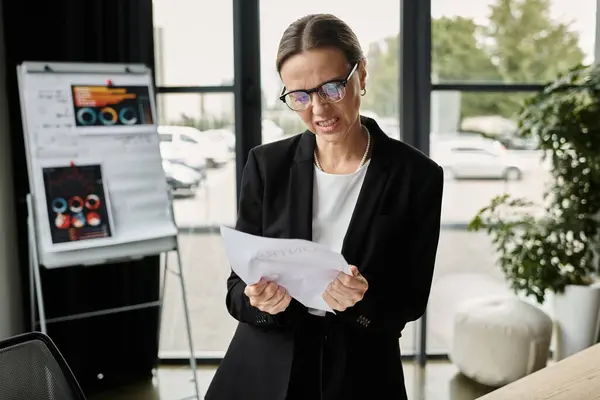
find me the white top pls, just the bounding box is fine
[309,159,371,316]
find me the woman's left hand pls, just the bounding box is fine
[323,265,369,312]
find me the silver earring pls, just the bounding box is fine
[361,88,366,96]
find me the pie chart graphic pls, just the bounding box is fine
[55,213,70,229]
[72,212,86,228]
[69,196,84,213]
[99,107,118,125]
[87,212,101,227]
[76,108,97,125]
[52,198,68,214]
[85,194,100,210]
[119,107,138,125]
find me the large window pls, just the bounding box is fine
[427,0,597,355]
[153,0,234,86]
[152,0,599,363]
[156,93,238,358]
[153,0,238,359]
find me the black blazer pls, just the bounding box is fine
[205,116,444,400]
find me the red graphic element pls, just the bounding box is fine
[55,214,70,229]
[87,212,101,226]
[85,194,100,210]
[69,196,84,211]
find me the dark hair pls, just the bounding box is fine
[276,14,364,73]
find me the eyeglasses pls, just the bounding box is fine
[279,63,358,111]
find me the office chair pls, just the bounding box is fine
[0,331,87,400]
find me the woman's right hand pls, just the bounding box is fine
[244,278,292,315]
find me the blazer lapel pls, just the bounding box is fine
[340,119,392,268]
[289,132,315,241]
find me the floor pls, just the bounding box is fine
[87,361,498,400]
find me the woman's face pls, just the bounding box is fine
[279,47,367,144]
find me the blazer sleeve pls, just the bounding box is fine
[224,148,304,329]
[337,165,444,337]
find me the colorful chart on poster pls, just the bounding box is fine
[42,164,113,244]
[71,85,154,127]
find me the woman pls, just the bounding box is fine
[206,13,444,400]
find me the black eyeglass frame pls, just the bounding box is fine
[278,63,359,111]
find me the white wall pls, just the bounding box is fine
[0,0,24,340]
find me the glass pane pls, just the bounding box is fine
[427,90,553,354]
[259,1,418,356]
[157,93,237,357]
[153,0,234,86]
[431,0,596,84]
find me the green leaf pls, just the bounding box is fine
[472,63,600,304]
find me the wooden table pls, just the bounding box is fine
[478,343,600,399]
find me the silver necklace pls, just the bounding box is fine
[314,126,371,173]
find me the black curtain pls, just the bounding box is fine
[1,0,161,394]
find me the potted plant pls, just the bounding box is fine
[468,63,600,360]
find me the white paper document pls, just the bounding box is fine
[220,225,352,313]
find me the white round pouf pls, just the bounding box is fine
[450,296,553,387]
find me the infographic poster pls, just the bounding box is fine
[42,164,113,244]
[71,85,154,127]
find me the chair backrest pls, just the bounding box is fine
[0,331,86,400]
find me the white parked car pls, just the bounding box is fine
[159,137,207,177]
[162,160,203,196]
[158,125,231,168]
[203,128,235,153]
[431,137,523,181]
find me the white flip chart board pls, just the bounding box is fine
[17,61,178,268]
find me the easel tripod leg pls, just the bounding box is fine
[175,245,200,399]
[27,194,47,334]
[152,251,170,394]
[32,258,47,334]
[29,249,35,330]
[156,252,169,364]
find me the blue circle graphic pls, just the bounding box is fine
[119,107,138,125]
[76,108,96,125]
[52,198,67,213]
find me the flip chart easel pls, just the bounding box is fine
[17,61,200,399]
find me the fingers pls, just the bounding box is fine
[261,282,281,303]
[247,281,290,314]
[248,282,279,306]
[323,290,344,311]
[244,278,268,297]
[336,267,367,290]
[325,294,350,312]
[328,280,352,300]
[259,288,290,314]
[267,292,291,314]
[323,266,368,312]
[324,282,357,311]
[330,277,365,302]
